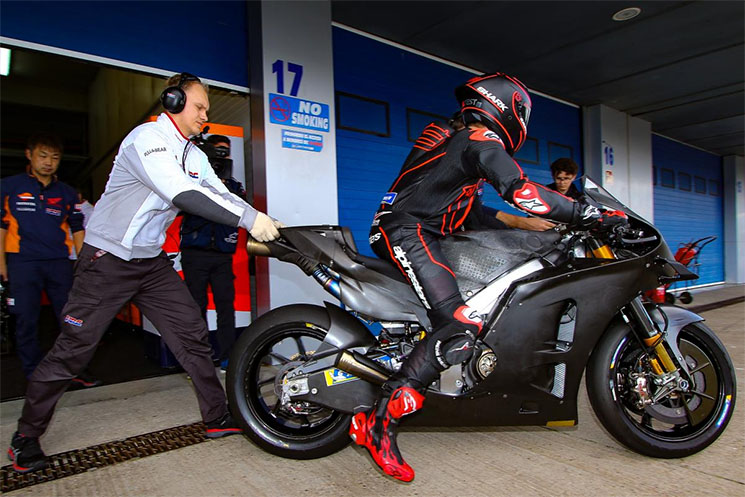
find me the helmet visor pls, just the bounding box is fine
[516,97,531,129]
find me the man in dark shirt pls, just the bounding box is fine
[180,134,244,370]
[546,157,582,200]
[0,134,86,379]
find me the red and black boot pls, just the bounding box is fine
[349,383,425,482]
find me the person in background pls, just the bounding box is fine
[180,134,244,371]
[546,157,582,200]
[0,134,98,388]
[76,191,95,228]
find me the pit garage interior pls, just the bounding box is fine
[0,1,743,493]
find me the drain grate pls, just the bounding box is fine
[1,422,209,493]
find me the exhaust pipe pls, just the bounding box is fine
[245,238,273,256]
[336,351,390,385]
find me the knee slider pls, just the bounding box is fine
[434,330,476,370]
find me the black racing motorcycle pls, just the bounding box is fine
[226,178,736,460]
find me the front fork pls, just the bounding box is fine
[624,297,679,375]
[588,238,680,375]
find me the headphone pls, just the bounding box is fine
[160,73,201,114]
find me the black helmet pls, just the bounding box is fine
[455,73,532,155]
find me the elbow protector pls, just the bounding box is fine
[505,180,579,224]
[508,181,552,215]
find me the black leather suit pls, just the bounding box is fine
[369,121,582,386]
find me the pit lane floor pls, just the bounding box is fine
[1,292,743,496]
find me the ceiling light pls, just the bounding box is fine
[612,7,641,22]
[0,48,10,77]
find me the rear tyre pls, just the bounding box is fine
[226,304,352,459]
[587,321,736,458]
[679,291,693,304]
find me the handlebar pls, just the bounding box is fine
[595,224,659,249]
[620,235,659,245]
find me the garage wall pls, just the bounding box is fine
[0,1,248,89]
[583,105,654,222]
[333,26,583,256]
[652,135,724,287]
[87,69,163,196]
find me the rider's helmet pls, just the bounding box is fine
[455,73,532,155]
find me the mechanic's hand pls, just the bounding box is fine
[250,212,281,242]
[272,218,286,229]
[0,259,7,282]
[518,217,556,231]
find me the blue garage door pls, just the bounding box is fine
[653,135,724,287]
[333,27,583,256]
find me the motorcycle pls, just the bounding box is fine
[227,177,736,460]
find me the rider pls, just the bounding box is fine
[350,72,627,481]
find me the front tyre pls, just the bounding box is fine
[587,321,736,458]
[226,304,352,459]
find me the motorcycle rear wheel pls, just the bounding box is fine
[587,321,736,458]
[226,304,352,459]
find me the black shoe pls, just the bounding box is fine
[7,432,48,473]
[69,372,102,390]
[205,413,243,439]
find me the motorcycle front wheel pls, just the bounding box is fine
[587,321,736,458]
[226,304,352,459]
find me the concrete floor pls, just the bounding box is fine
[2,287,743,496]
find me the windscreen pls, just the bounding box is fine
[581,176,659,238]
[582,177,637,217]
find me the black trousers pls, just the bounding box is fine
[371,217,462,316]
[180,248,236,362]
[6,256,73,377]
[371,217,480,388]
[18,244,228,437]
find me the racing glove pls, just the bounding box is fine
[595,209,629,232]
[575,203,629,231]
[249,212,281,242]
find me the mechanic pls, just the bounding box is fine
[546,157,582,200]
[0,134,89,379]
[180,134,244,370]
[351,73,626,481]
[8,73,283,474]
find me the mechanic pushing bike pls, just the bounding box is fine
[352,72,628,481]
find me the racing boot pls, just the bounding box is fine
[349,382,425,482]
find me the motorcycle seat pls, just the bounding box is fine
[332,226,407,283]
[352,253,409,284]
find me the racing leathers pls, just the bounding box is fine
[370,122,583,385]
[353,121,589,481]
[349,122,597,481]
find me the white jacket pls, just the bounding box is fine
[85,113,256,260]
